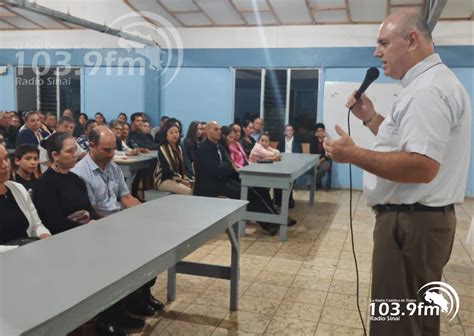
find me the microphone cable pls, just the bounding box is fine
[347,107,368,336]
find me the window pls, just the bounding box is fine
[16,67,81,118]
[233,69,261,125]
[233,68,319,141]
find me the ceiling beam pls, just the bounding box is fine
[192,0,216,26]
[4,5,46,28]
[422,0,447,32]
[156,0,187,26]
[265,0,281,25]
[228,0,248,25]
[0,17,17,28]
[3,0,160,47]
[122,0,163,28]
[304,0,316,24]
[345,0,352,23]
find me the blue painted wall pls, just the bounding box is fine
[0,65,16,111]
[81,66,146,124]
[161,67,233,133]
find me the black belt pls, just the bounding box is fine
[372,203,454,214]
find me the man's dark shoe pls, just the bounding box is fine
[128,303,156,317]
[117,313,145,329]
[147,295,165,311]
[95,321,127,336]
[288,218,297,227]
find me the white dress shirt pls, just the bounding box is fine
[364,54,471,206]
[285,137,294,153]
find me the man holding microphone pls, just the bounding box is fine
[324,10,471,336]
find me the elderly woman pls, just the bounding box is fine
[0,144,50,249]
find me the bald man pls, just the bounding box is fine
[72,126,164,334]
[324,10,471,336]
[194,121,279,235]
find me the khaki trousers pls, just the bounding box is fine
[370,208,456,336]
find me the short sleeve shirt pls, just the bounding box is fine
[363,54,471,206]
[71,154,130,217]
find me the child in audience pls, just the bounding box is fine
[249,133,280,162]
[14,144,39,193]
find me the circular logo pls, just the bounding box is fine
[418,281,460,322]
[106,11,183,87]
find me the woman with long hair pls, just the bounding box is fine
[240,120,256,157]
[228,123,249,169]
[153,123,192,195]
[183,121,203,164]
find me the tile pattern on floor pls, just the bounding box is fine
[89,190,474,335]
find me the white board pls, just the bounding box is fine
[323,81,402,149]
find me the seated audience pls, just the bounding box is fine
[0,111,19,149]
[142,121,154,142]
[14,144,39,193]
[33,132,93,235]
[11,112,21,129]
[95,112,106,126]
[120,122,138,149]
[228,123,249,169]
[38,116,85,173]
[128,113,159,150]
[240,120,256,157]
[16,111,49,147]
[251,117,264,142]
[72,126,163,334]
[110,120,138,156]
[117,112,127,123]
[310,123,331,189]
[77,119,98,152]
[249,133,280,162]
[0,144,50,248]
[45,112,57,133]
[200,121,207,140]
[277,124,302,154]
[183,121,203,164]
[194,122,280,235]
[151,115,169,140]
[62,108,74,118]
[73,112,88,137]
[154,123,192,195]
[275,124,301,208]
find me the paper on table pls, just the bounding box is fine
[0,245,19,253]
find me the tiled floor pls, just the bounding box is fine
[135,190,472,335]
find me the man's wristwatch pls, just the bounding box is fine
[363,112,378,127]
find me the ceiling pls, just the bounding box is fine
[0,0,472,30]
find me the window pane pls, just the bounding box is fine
[16,67,38,114]
[263,69,287,140]
[59,68,81,116]
[234,69,261,125]
[38,67,57,115]
[289,69,319,143]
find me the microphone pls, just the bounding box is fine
[354,67,379,100]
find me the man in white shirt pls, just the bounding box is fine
[324,10,471,336]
